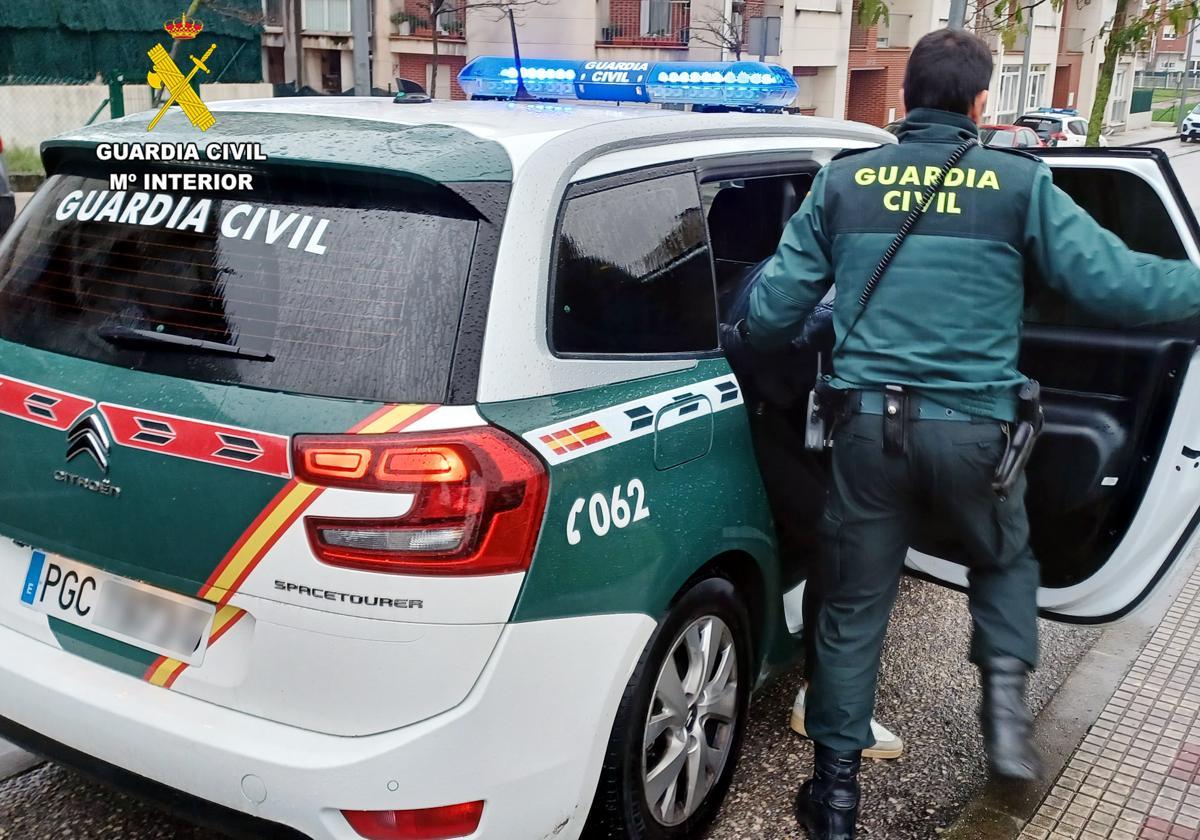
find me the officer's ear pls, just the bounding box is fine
[968,90,989,125]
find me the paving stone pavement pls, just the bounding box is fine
[1019,559,1200,840]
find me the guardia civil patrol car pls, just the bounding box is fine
[1,56,1199,840]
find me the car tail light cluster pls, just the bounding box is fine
[1050,131,1067,145]
[293,427,548,576]
[343,801,485,840]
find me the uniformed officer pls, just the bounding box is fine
[736,29,1200,840]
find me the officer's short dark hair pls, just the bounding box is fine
[903,29,994,114]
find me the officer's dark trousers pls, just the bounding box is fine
[804,413,1041,753]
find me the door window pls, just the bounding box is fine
[552,172,719,356]
[700,171,814,311]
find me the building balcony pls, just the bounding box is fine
[598,1,692,48]
[390,6,465,39]
[1063,27,1086,53]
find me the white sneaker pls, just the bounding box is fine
[789,682,905,760]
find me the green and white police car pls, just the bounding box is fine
[1,57,1199,840]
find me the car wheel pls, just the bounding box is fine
[583,576,753,840]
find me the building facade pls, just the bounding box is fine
[258,0,1141,131]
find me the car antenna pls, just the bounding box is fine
[507,8,536,102]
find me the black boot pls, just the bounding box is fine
[980,656,1043,781]
[795,744,861,840]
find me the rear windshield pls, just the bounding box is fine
[981,128,1017,147]
[0,163,486,403]
[1015,117,1057,137]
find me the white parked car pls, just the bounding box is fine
[1181,104,1200,142]
[1016,109,1108,147]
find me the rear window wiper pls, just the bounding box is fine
[97,325,274,361]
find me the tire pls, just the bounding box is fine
[583,577,754,840]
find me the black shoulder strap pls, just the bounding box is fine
[834,137,977,359]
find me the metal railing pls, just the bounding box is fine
[392,5,465,37]
[599,0,692,46]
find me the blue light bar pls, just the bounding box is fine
[458,57,799,109]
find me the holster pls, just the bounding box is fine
[992,380,1044,500]
[804,371,849,452]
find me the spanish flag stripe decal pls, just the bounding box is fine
[147,605,244,687]
[142,403,434,688]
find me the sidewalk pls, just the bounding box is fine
[1019,559,1200,840]
[1113,124,1179,146]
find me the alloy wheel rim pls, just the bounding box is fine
[642,614,739,827]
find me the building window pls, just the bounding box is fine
[1026,65,1048,111]
[264,0,285,27]
[1110,68,1129,123]
[552,173,718,356]
[996,64,1022,123]
[796,0,839,11]
[641,0,672,36]
[305,0,351,32]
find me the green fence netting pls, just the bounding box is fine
[0,0,262,82]
[1131,88,1154,115]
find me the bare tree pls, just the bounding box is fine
[391,0,554,99]
[689,9,749,59]
[153,0,266,105]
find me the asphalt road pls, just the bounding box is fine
[1,137,1198,840]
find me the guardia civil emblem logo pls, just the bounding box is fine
[146,12,217,132]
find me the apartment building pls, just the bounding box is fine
[1151,20,1199,72]
[258,0,1140,131]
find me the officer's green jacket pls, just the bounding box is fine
[747,107,1200,422]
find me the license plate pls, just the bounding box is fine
[20,551,216,665]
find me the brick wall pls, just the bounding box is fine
[846,45,909,125]
[844,0,909,126]
[392,52,466,99]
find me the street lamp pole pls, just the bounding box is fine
[948,0,968,30]
[1181,18,1198,133]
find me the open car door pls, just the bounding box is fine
[907,147,1200,622]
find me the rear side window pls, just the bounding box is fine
[0,165,490,403]
[1069,120,1088,136]
[552,172,719,355]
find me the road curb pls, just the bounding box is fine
[1117,134,1179,146]
[0,738,42,782]
[940,545,1200,840]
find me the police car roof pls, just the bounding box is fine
[47,97,893,180]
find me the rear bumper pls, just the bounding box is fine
[0,612,655,840]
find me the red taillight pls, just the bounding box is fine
[343,801,485,840]
[1050,131,1067,146]
[293,427,548,576]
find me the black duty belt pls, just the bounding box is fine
[852,390,984,423]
